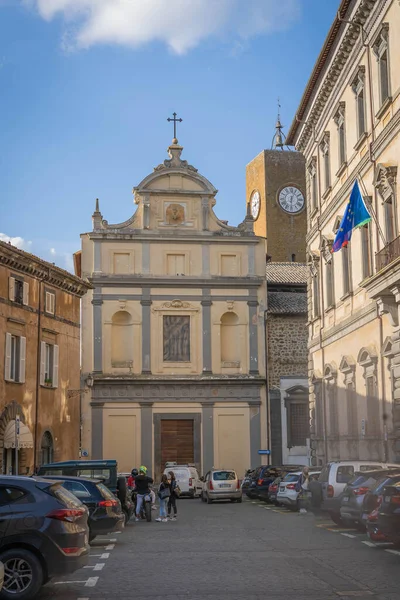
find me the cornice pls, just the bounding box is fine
[87,232,260,244]
[89,275,265,289]
[0,241,92,297]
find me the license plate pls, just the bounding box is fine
[384,496,391,503]
[342,496,349,502]
[280,487,285,492]
[220,484,231,488]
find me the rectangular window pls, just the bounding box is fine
[326,259,335,308]
[379,49,389,104]
[40,341,59,387]
[361,224,372,279]
[311,171,317,210]
[384,200,395,242]
[9,277,29,306]
[366,376,380,435]
[166,254,186,276]
[347,383,358,436]
[113,253,131,274]
[312,274,320,318]
[163,316,190,362]
[4,333,26,383]
[357,88,366,138]
[45,292,56,315]
[342,246,351,295]
[288,403,309,447]
[338,122,346,165]
[324,150,330,190]
[220,254,239,276]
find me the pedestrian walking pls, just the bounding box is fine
[156,474,170,522]
[296,466,311,514]
[167,470,179,521]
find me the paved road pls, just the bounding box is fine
[38,497,400,600]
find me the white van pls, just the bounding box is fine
[163,463,203,498]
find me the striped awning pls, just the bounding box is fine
[4,420,34,449]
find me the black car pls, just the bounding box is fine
[41,476,125,542]
[246,465,305,501]
[0,475,89,600]
[370,481,400,544]
[362,472,400,528]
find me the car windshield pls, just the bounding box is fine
[213,471,236,481]
[51,484,84,509]
[97,482,116,500]
[283,473,300,482]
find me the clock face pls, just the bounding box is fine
[250,190,261,219]
[278,186,305,214]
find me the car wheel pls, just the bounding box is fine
[330,513,345,526]
[0,548,43,600]
[117,476,127,504]
[123,509,130,525]
[145,502,152,522]
[207,496,212,504]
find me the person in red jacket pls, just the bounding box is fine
[128,468,138,489]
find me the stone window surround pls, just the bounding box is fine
[307,157,318,213]
[324,362,338,438]
[320,132,331,193]
[333,101,347,173]
[351,66,367,141]
[284,385,309,449]
[358,346,378,381]
[339,355,357,437]
[372,23,391,112]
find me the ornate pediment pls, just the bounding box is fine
[374,163,397,202]
[319,235,334,264]
[154,141,198,173]
[339,355,356,373]
[308,250,320,277]
[382,336,394,358]
[324,363,337,380]
[152,299,199,313]
[357,345,378,366]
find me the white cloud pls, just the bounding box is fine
[0,233,32,251]
[50,247,56,255]
[24,0,301,54]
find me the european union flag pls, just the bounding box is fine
[332,180,371,252]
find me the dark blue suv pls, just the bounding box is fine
[246,465,305,501]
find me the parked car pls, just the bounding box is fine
[163,463,203,498]
[38,460,133,523]
[40,476,126,542]
[367,481,400,545]
[267,477,282,504]
[0,475,89,600]
[241,469,255,491]
[318,461,399,525]
[201,469,242,503]
[362,472,400,528]
[339,468,400,530]
[245,465,304,500]
[277,470,321,510]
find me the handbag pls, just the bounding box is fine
[174,485,181,497]
[158,487,170,500]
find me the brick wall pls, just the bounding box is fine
[267,314,308,388]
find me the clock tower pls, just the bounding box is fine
[246,119,306,262]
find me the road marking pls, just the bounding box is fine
[77,597,89,600]
[85,577,99,587]
[105,544,115,550]
[385,549,400,556]
[97,538,117,542]
[336,592,373,597]
[84,563,105,571]
[362,541,376,547]
[55,580,87,585]
[341,533,357,539]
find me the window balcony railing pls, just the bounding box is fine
[376,234,400,272]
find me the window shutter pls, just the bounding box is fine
[53,345,59,388]
[23,282,29,306]
[40,341,46,386]
[8,277,15,301]
[5,333,12,381]
[19,337,26,383]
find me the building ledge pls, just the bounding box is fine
[324,304,335,314]
[336,161,348,179]
[376,96,392,121]
[353,131,369,152]
[322,186,332,201]
[340,291,353,302]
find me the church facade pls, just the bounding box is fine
[78,138,267,477]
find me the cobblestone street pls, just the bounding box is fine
[37,497,400,600]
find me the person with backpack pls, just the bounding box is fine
[156,474,170,522]
[134,466,154,521]
[167,470,179,521]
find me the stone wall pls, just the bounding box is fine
[267,314,308,389]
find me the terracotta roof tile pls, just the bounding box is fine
[266,262,308,284]
[267,291,307,314]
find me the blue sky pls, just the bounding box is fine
[1,0,339,272]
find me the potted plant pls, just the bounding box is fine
[44,378,53,388]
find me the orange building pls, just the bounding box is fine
[0,241,91,474]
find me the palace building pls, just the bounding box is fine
[287,0,400,464]
[77,134,267,477]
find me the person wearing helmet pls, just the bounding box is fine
[134,466,154,521]
[128,468,138,489]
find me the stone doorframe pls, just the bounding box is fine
[153,413,202,479]
[0,400,29,474]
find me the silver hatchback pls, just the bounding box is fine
[201,470,242,504]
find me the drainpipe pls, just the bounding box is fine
[33,279,43,471]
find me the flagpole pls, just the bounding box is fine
[357,172,387,247]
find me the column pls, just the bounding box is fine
[248,244,255,276]
[140,403,153,475]
[92,292,103,373]
[142,243,150,275]
[201,289,212,374]
[93,240,102,274]
[202,245,210,276]
[249,401,261,469]
[141,289,152,374]
[91,402,103,459]
[202,402,214,473]
[248,299,259,374]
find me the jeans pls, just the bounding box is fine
[168,494,177,516]
[159,497,168,518]
[136,493,146,516]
